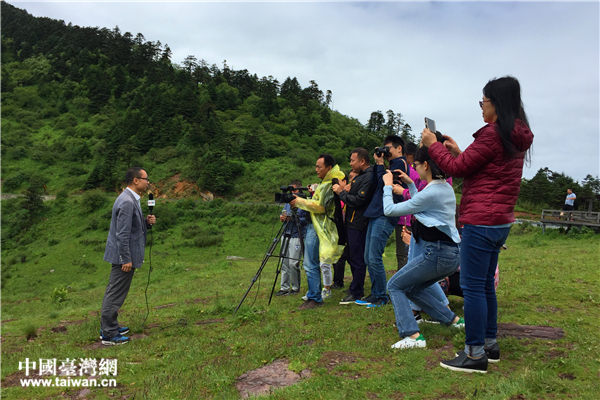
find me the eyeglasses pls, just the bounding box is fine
[137,177,150,182]
[479,99,491,108]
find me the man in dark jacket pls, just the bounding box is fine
[333,148,374,304]
[358,136,407,307]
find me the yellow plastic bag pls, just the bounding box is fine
[295,165,346,265]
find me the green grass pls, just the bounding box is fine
[1,198,599,399]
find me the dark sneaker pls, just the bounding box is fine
[440,352,488,374]
[366,298,388,308]
[275,290,289,296]
[355,294,377,306]
[484,343,500,363]
[331,282,345,290]
[339,294,357,305]
[298,300,323,310]
[414,312,424,324]
[100,327,130,339]
[455,345,500,364]
[288,289,300,296]
[101,333,130,346]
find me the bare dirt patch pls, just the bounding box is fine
[425,341,455,371]
[317,351,365,379]
[558,372,576,380]
[235,359,310,399]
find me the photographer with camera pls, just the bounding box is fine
[356,136,408,308]
[275,180,308,297]
[290,154,346,310]
[332,148,374,304]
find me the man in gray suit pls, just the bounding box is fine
[100,167,156,345]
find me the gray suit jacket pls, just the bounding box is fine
[103,189,149,268]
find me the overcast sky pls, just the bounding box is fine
[12,1,600,182]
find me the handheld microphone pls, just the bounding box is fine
[148,193,155,215]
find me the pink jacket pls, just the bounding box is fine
[429,120,534,226]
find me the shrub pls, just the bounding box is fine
[81,189,108,213]
[51,287,68,303]
[23,324,38,341]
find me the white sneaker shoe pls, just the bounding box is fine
[391,334,427,349]
[321,288,332,300]
[301,293,308,301]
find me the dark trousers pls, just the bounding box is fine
[347,227,368,299]
[101,264,135,339]
[395,224,408,271]
[332,245,348,287]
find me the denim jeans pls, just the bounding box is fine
[364,216,395,300]
[406,236,450,311]
[387,240,460,338]
[303,224,323,302]
[460,224,511,357]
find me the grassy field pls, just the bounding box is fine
[1,198,599,399]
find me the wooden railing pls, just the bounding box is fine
[539,209,600,233]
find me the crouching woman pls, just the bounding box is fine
[382,145,463,350]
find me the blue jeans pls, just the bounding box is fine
[387,240,460,337]
[407,236,449,311]
[460,224,511,357]
[364,216,395,300]
[303,224,322,302]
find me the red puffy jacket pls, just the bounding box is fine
[429,120,534,226]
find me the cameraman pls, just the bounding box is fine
[290,154,346,310]
[357,136,408,308]
[275,180,308,297]
[332,148,374,304]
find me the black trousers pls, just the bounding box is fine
[332,245,348,287]
[347,227,368,298]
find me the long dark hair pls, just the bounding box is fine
[483,76,531,163]
[415,146,447,180]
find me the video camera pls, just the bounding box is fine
[375,146,391,158]
[275,185,309,204]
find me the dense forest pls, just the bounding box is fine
[1,1,598,210]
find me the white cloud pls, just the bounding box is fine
[12,0,600,181]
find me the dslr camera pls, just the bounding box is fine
[275,185,309,204]
[375,146,391,158]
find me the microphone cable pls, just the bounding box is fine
[141,202,187,331]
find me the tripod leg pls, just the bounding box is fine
[269,233,292,305]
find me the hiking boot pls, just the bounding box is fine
[298,299,323,310]
[339,294,358,305]
[366,298,388,308]
[275,290,289,296]
[100,327,129,339]
[101,333,130,346]
[321,288,332,300]
[440,352,488,374]
[355,294,377,306]
[391,334,426,349]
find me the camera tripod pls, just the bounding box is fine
[234,207,305,315]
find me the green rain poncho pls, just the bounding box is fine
[294,165,346,265]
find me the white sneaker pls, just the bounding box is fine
[391,334,427,349]
[321,288,332,300]
[302,293,308,301]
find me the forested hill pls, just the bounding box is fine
[1,1,407,200]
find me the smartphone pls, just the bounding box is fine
[424,117,436,133]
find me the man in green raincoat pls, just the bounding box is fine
[291,154,346,310]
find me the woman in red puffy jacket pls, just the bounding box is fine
[422,76,534,374]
